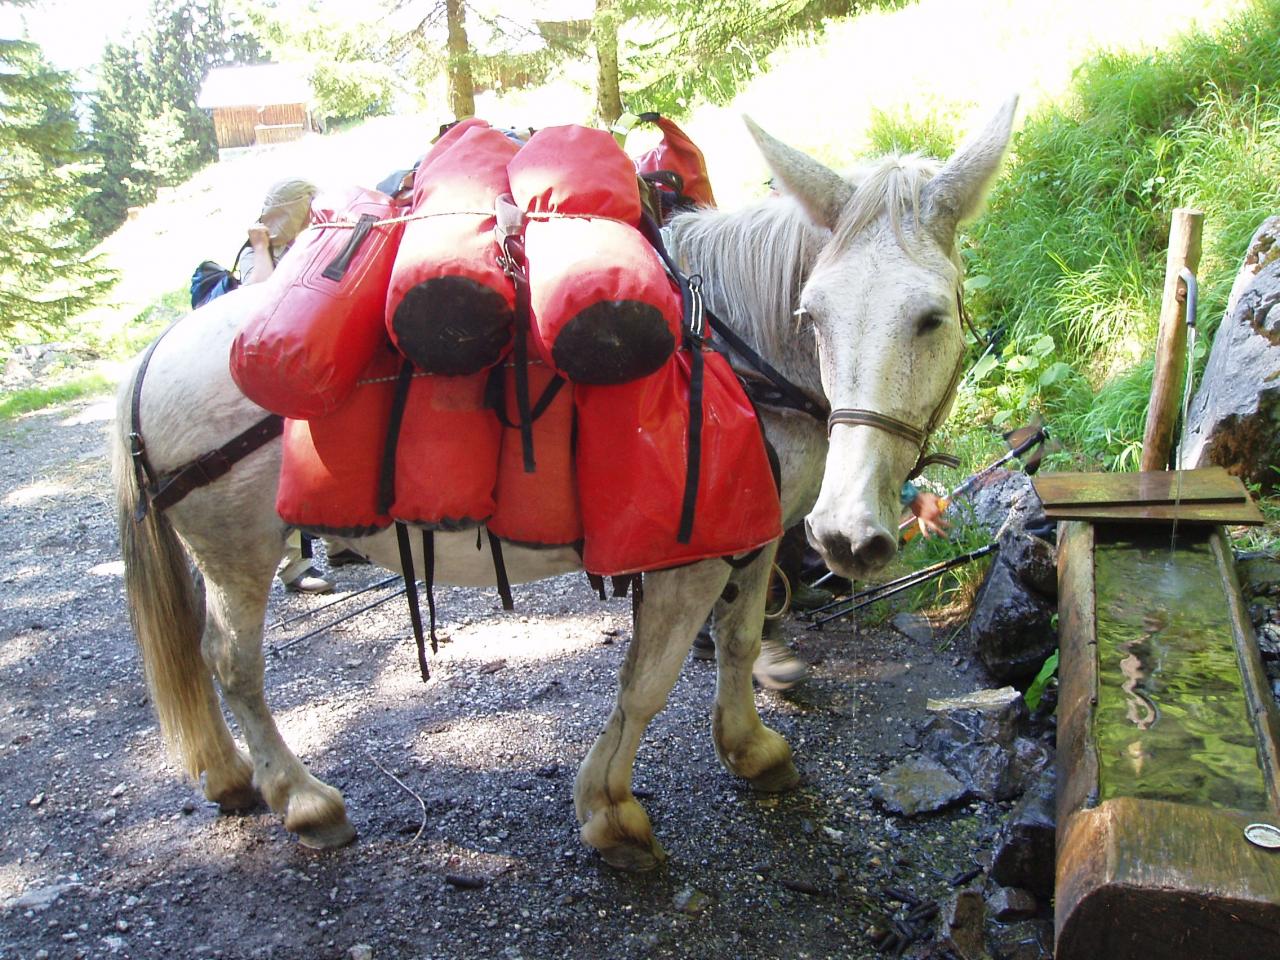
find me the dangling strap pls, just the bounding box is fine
[422,529,438,655]
[377,358,416,514]
[395,521,431,682]
[487,531,514,610]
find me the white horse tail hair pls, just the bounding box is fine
[111,373,215,781]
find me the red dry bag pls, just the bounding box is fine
[230,186,403,420]
[633,113,717,210]
[385,367,501,529]
[576,348,782,576]
[386,123,519,375]
[507,125,680,385]
[276,345,399,536]
[487,361,581,548]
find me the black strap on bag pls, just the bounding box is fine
[321,213,379,281]
[500,235,537,472]
[377,359,416,514]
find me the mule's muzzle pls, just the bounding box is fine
[805,516,897,580]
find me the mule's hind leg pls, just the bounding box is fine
[574,562,730,870]
[711,546,799,792]
[195,546,355,849]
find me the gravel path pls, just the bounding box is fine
[0,397,1001,960]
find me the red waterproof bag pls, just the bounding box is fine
[633,114,717,209]
[387,369,501,529]
[386,123,519,375]
[230,187,403,419]
[276,346,399,536]
[488,361,581,547]
[508,125,680,384]
[576,349,782,575]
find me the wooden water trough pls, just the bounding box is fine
[1036,467,1280,958]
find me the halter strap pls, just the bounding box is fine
[827,339,966,479]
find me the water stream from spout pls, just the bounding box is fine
[1169,269,1199,553]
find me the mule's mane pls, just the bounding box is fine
[666,152,940,394]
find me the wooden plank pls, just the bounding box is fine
[1056,521,1099,825]
[1034,466,1246,507]
[1057,799,1280,959]
[1043,500,1265,525]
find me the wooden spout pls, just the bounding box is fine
[1140,207,1203,472]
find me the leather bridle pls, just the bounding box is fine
[826,290,970,479]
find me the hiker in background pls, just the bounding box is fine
[241,178,317,284]
[240,178,367,592]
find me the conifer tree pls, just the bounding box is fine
[0,5,115,338]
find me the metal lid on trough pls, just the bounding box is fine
[1032,466,1264,525]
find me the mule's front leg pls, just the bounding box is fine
[200,565,355,849]
[575,563,730,870]
[712,546,799,792]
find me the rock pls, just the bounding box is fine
[921,688,1049,801]
[1240,557,1280,597]
[987,918,1054,960]
[968,471,1046,538]
[890,612,935,643]
[1182,217,1280,484]
[3,882,80,912]
[348,945,374,960]
[870,756,967,816]
[997,524,1056,599]
[935,888,987,960]
[672,887,712,915]
[969,559,1057,684]
[990,768,1056,897]
[986,886,1037,921]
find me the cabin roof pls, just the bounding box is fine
[197,63,311,109]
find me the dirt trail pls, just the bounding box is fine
[0,398,1000,960]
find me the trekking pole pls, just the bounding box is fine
[799,543,991,620]
[270,585,408,654]
[269,575,402,630]
[806,542,997,631]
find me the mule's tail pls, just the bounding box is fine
[111,372,215,780]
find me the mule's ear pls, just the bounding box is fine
[921,96,1018,245]
[744,115,853,231]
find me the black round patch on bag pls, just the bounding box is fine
[393,277,513,375]
[552,300,675,384]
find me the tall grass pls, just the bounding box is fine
[966,0,1280,466]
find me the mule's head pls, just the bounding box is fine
[747,98,1017,579]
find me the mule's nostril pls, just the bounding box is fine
[820,533,856,573]
[852,531,896,570]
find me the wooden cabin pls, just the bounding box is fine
[197,63,314,150]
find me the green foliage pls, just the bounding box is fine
[965,0,1280,466]
[620,0,903,116]
[0,18,116,340]
[246,5,397,124]
[310,59,395,123]
[83,0,264,237]
[1024,650,1059,712]
[0,373,114,420]
[864,104,958,158]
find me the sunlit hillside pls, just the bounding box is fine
[682,0,1250,205]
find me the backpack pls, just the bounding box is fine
[190,241,249,309]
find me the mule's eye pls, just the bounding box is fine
[916,313,946,336]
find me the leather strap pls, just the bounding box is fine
[149,414,284,513]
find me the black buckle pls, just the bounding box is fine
[190,449,231,486]
[684,274,706,345]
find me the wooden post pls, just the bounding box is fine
[1140,208,1204,471]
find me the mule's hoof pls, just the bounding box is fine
[599,837,667,872]
[296,818,357,850]
[750,756,800,793]
[211,784,263,813]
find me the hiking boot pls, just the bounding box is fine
[327,548,369,568]
[752,635,809,690]
[282,566,334,594]
[789,579,835,612]
[691,622,715,661]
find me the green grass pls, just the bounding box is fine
[0,287,184,421]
